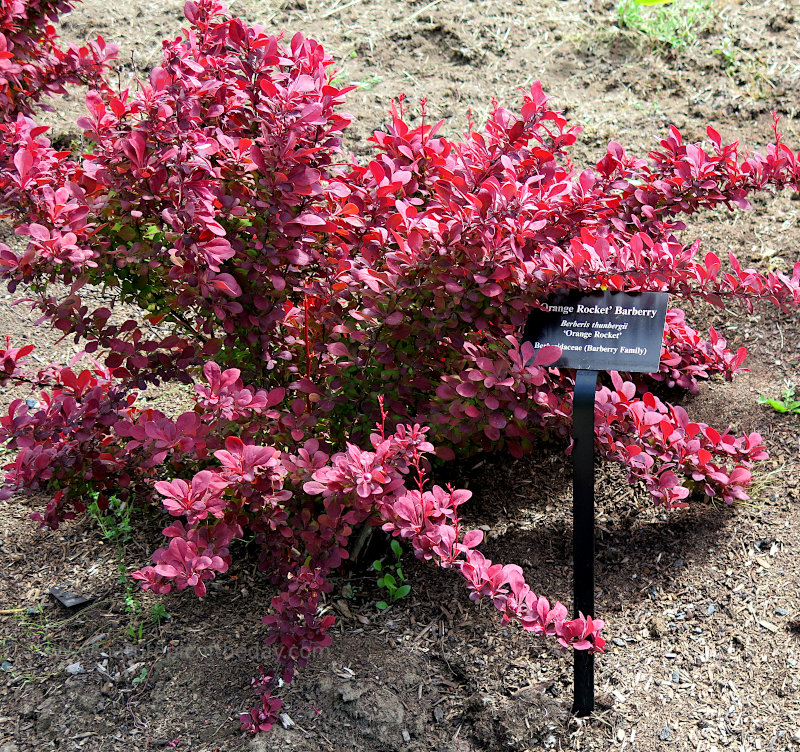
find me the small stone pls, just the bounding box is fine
[776,608,789,616]
[279,713,295,729]
[433,705,444,723]
[612,637,626,647]
[648,616,666,639]
[401,729,411,743]
[671,670,680,684]
[616,729,625,742]
[338,683,366,703]
[65,662,85,675]
[659,726,673,741]
[706,604,716,615]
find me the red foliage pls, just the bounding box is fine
[0,0,116,120]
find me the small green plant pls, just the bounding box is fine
[330,53,382,90]
[13,603,90,661]
[132,666,148,685]
[150,603,171,623]
[713,35,738,71]
[88,492,149,640]
[617,0,714,50]
[88,493,133,544]
[758,382,800,414]
[351,74,383,91]
[341,583,357,601]
[330,69,382,91]
[372,539,411,610]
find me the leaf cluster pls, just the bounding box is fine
[372,538,411,609]
[758,383,800,415]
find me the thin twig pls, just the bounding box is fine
[319,0,362,19]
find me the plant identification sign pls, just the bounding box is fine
[523,288,669,714]
[523,290,669,373]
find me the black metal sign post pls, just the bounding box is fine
[523,290,669,717]
[572,367,598,716]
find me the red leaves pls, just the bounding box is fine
[455,381,478,398]
[12,147,33,179]
[0,0,118,123]
[214,436,281,483]
[0,337,33,378]
[154,470,227,523]
[210,272,242,296]
[529,344,561,367]
[370,442,604,651]
[556,613,606,652]
[184,0,200,24]
[148,536,225,597]
[595,373,767,507]
[293,212,327,227]
[0,360,149,528]
[194,361,282,420]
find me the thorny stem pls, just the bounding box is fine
[377,394,388,440]
[164,309,208,344]
[304,294,312,412]
[410,446,426,494]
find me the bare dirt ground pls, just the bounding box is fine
[2,0,800,750]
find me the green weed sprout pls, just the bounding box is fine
[373,539,411,610]
[150,603,171,623]
[88,494,133,544]
[87,493,150,641]
[758,382,800,414]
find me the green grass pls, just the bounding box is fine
[617,0,714,50]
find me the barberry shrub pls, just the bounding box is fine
[0,0,116,120]
[1,0,799,732]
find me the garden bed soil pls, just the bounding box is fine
[2,0,800,750]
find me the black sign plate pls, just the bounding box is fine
[523,290,669,373]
